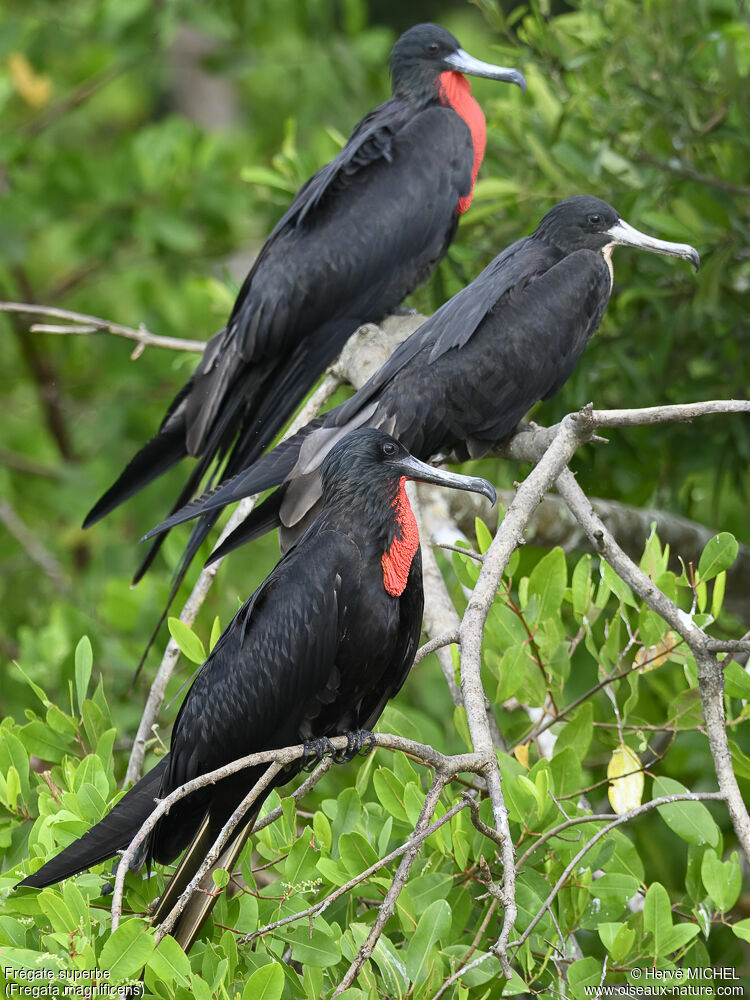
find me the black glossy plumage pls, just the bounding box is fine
[83,23,524,604]
[19,429,494,950]
[147,195,699,554]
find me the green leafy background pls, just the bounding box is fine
[1,0,749,995]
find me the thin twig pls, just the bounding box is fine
[332,771,448,994]
[155,761,284,940]
[515,792,725,870]
[0,302,206,354]
[509,791,726,951]
[0,499,67,590]
[556,468,750,861]
[244,797,470,943]
[110,732,486,930]
[413,630,460,666]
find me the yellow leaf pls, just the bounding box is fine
[513,743,530,769]
[634,632,679,672]
[607,743,644,814]
[8,52,52,108]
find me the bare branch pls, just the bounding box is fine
[413,630,460,666]
[586,400,750,427]
[556,468,750,860]
[458,409,598,973]
[509,791,726,952]
[243,797,470,944]
[515,791,726,871]
[155,761,285,940]
[0,302,206,354]
[0,499,67,590]
[411,484,464,704]
[333,771,448,994]
[111,731,488,930]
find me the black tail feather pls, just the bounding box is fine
[17,758,169,889]
[206,489,287,565]
[84,428,187,529]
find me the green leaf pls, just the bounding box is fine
[99,918,156,981]
[74,636,93,715]
[554,702,594,760]
[701,848,742,912]
[372,768,407,822]
[598,922,635,963]
[212,868,230,889]
[242,963,285,1000]
[526,547,567,621]
[643,882,673,958]
[167,618,207,665]
[19,721,73,763]
[601,560,638,608]
[285,832,320,885]
[209,616,222,651]
[590,873,640,905]
[653,777,719,847]
[287,925,341,967]
[711,571,727,618]
[474,517,493,554]
[147,935,192,987]
[501,971,529,995]
[567,957,603,996]
[697,532,738,582]
[732,918,750,944]
[339,831,379,877]
[723,661,750,699]
[404,899,451,983]
[571,553,593,619]
[662,922,700,953]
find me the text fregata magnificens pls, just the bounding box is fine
[19,429,495,953]
[146,195,700,555]
[83,23,524,596]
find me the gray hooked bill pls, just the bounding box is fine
[607,219,700,269]
[396,453,497,505]
[444,49,527,92]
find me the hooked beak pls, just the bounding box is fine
[396,455,496,505]
[607,219,700,270]
[444,48,526,92]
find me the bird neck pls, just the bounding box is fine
[438,71,486,214]
[381,477,420,597]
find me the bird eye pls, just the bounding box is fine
[382,441,398,456]
[587,214,602,225]
[427,42,439,53]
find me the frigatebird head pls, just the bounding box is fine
[390,23,526,102]
[535,195,700,269]
[321,428,496,509]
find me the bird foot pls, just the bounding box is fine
[302,736,338,771]
[334,729,377,763]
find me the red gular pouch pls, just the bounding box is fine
[381,476,420,597]
[438,70,487,215]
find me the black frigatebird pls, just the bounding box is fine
[83,23,524,596]
[18,429,495,952]
[145,195,700,555]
